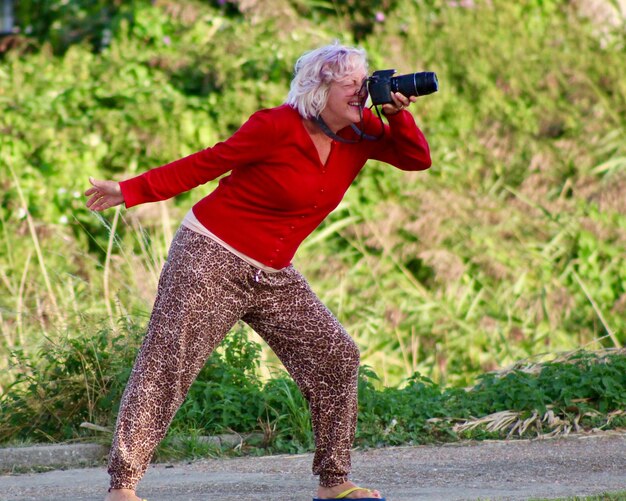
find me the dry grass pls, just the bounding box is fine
[453,407,626,439]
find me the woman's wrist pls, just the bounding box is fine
[382,107,405,117]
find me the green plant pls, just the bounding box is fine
[1,0,625,448]
[0,321,142,442]
[173,325,264,433]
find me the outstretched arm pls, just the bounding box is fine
[117,108,276,208]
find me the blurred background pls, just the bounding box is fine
[0,0,624,448]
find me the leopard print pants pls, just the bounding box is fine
[108,226,360,489]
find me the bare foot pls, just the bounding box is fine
[104,488,144,501]
[317,480,382,499]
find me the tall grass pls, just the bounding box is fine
[0,0,625,437]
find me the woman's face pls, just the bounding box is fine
[321,65,368,130]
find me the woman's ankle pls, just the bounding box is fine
[317,481,382,499]
[105,488,141,501]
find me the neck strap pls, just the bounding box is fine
[313,107,384,144]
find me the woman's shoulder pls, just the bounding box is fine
[252,103,299,123]
[249,104,301,137]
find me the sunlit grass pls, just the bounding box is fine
[0,0,625,442]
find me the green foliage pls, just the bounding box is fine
[0,321,266,443]
[355,351,626,445]
[1,0,626,448]
[3,320,624,451]
[467,352,626,416]
[11,0,136,54]
[0,319,142,443]
[174,326,264,433]
[259,377,314,453]
[356,367,456,445]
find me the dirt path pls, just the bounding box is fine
[1,432,625,501]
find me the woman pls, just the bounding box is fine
[86,42,431,501]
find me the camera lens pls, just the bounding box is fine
[392,72,439,97]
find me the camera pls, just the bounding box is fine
[367,69,438,105]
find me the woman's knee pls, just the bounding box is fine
[325,330,360,374]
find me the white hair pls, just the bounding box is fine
[286,42,368,119]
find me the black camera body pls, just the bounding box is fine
[367,69,438,105]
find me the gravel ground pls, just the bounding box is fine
[1,432,625,501]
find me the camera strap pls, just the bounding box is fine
[313,107,384,144]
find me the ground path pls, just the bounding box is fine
[1,432,625,500]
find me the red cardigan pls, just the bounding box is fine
[120,104,431,268]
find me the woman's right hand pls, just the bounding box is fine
[84,177,124,211]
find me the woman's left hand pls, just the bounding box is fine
[382,92,417,115]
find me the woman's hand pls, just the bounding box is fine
[84,177,124,211]
[382,91,417,115]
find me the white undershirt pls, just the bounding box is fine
[181,209,282,273]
